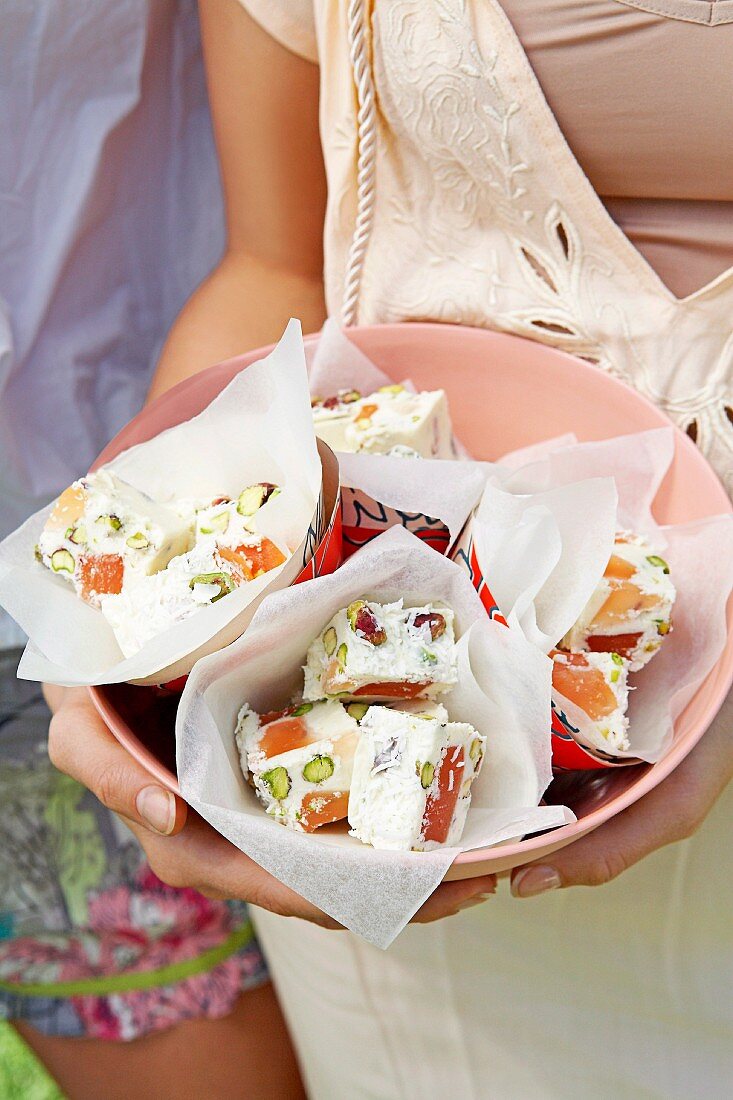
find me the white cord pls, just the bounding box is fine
[342,0,378,327]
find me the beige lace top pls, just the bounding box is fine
[240,0,733,489]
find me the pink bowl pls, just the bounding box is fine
[90,323,733,877]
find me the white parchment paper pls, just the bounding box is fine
[499,428,674,536]
[496,433,578,472]
[177,528,572,948]
[496,428,733,761]
[307,318,397,398]
[0,321,323,687]
[455,478,619,653]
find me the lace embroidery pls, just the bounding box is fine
[340,0,732,491]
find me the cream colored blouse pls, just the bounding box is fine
[240,0,733,488]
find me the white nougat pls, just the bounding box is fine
[348,704,485,851]
[303,599,458,702]
[312,385,454,458]
[38,469,193,607]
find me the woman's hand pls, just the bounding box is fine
[511,694,733,897]
[48,689,495,927]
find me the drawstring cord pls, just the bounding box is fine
[342,0,378,326]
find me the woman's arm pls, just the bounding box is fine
[46,0,497,925]
[148,0,327,401]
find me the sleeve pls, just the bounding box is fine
[236,0,318,64]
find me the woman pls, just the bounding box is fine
[0,3,303,1097]
[49,1,733,1096]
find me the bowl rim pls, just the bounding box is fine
[90,321,733,864]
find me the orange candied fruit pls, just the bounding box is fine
[219,538,286,583]
[354,403,378,427]
[299,791,349,832]
[46,484,86,533]
[421,746,465,845]
[587,632,641,659]
[78,553,124,603]
[590,582,660,631]
[604,554,636,581]
[551,650,618,722]
[353,681,430,699]
[258,716,309,759]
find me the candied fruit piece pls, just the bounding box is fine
[299,791,349,832]
[551,651,619,721]
[590,583,661,631]
[352,681,430,699]
[79,553,124,603]
[604,554,636,581]
[421,746,465,845]
[586,632,642,659]
[47,485,86,533]
[219,538,286,582]
[259,716,310,759]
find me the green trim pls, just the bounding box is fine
[0,922,255,999]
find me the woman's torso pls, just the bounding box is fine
[242,0,733,489]
[498,0,733,300]
[238,6,733,1096]
[242,0,733,297]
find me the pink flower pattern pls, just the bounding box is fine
[1,868,266,1041]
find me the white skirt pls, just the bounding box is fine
[252,707,733,1100]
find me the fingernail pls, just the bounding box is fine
[511,866,561,898]
[136,786,176,835]
[457,891,495,911]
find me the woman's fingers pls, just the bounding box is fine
[510,796,674,896]
[511,708,733,897]
[125,812,343,929]
[411,875,497,923]
[48,689,188,836]
[129,806,497,929]
[47,690,490,930]
[48,693,340,926]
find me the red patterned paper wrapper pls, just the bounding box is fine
[340,486,449,559]
[336,450,488,563]
[550,704,628,770]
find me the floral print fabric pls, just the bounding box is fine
[0,651,267,1040]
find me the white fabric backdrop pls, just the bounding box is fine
[0,0,224,645]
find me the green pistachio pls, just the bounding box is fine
[262,767,291,801]
[302,755,335,783]
[50,548,75,574]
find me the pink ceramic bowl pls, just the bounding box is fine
[90,324,733,878]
